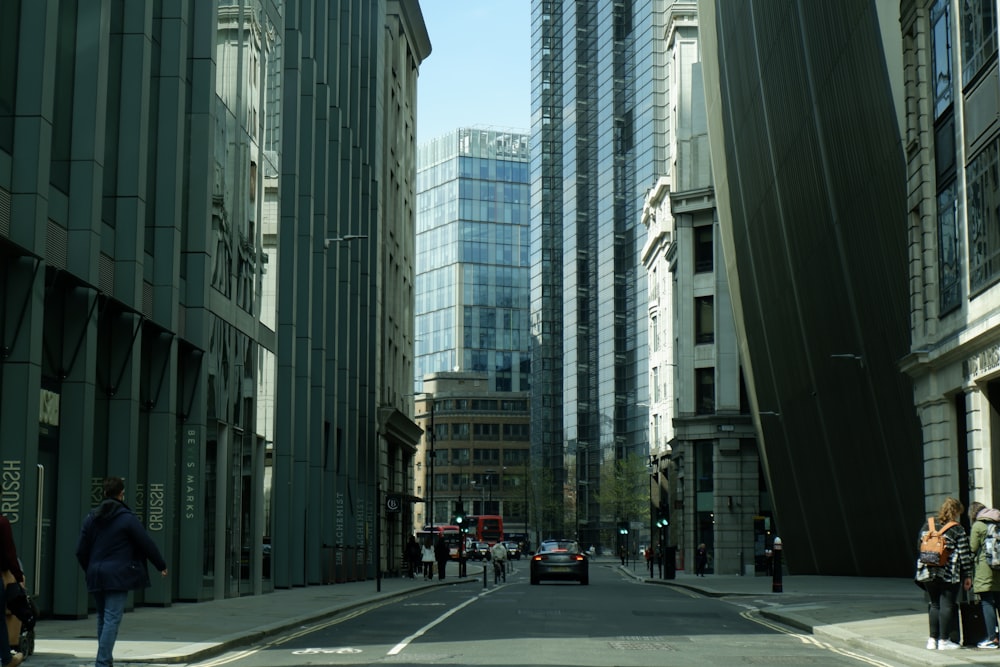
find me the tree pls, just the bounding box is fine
[595,453,649,529]
[528,465,566,545]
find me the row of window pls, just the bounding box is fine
[430,423,531,442]
[429,473,529,494]
[429,447,530,466]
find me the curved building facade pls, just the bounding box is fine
[698,0,924,575]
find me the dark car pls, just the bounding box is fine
[530,539,588,585]
[467,542,491,560]
[503,541,521,560]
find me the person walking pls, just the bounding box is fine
[420,538,434,580]
[695,543,708,577]
[915,496,973,651]
[76,477,168,667]
[404,535,421,579]
[434,535,449,580]
[0,513,25,667]
[968,501,1000,649]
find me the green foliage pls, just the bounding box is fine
[595,453,649,524]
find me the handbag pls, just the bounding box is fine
[2,569,35,630]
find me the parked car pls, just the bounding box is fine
[530,539,588,585]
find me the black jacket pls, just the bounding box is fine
[76,499,167,593]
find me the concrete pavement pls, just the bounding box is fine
[21,557,1000,666]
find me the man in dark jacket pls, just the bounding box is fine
[76,477,168,667]
[434,536,449,580]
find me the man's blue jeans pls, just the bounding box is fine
[93,590,127,667]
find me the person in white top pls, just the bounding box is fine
[420,540,435,581]
[491,541,508,583]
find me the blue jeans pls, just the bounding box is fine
[93,590,128,667]
[981,591,1000,641]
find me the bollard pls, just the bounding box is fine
[483,564,487,589]
[771,537,783,593]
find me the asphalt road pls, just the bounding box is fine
[187,562,904,667]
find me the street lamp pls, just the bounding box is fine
[324,234,368,249]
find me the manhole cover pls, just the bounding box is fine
[610,636,675,651]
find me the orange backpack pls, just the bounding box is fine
[919,517,958,566]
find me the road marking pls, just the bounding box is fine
[192,592,422,666]
[739,609,894,667]
[387,586,500,656]
[292,646,363,654]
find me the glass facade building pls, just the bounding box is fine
[530,0,660,546]
[0,0,428,616]
[415,128,531,394]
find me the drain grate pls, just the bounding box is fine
[609,636,675,651]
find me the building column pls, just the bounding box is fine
[141,332,176,605]
[917,396,957,509]
[48,284,98,617]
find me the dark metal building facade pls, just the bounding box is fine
[698,0,924,575]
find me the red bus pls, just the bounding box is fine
[468,515,504,544]
[417,524,463,560]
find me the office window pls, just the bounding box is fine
[967,139,1000,295]
[473,423,500,440]
[696,441,714,493]
[961,0,998,84]
[451,448,469,465]
[696,367,715,415]
[0,0,20,152]
[932,0,953,118]
[937,185,961,313]
[694,226,713,273]
[473,448,500,464]
[695,296,714,344]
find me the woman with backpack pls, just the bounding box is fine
[915,496,973,651]
[968,501,1000,649]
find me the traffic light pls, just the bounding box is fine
[453,502,466,531]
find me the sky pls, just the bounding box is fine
[416,0,531,145]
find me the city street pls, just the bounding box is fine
[182,562,900,667]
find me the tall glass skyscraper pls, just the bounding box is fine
[415,128,531,393]
[530,1,661,545]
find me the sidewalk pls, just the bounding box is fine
[24,558,1000,666]
[620,562,998,666]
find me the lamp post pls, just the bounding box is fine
[426,397,436,528]
[485,469,496,511]
[523,463,529,550]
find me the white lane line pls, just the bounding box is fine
[387,586,500,655]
